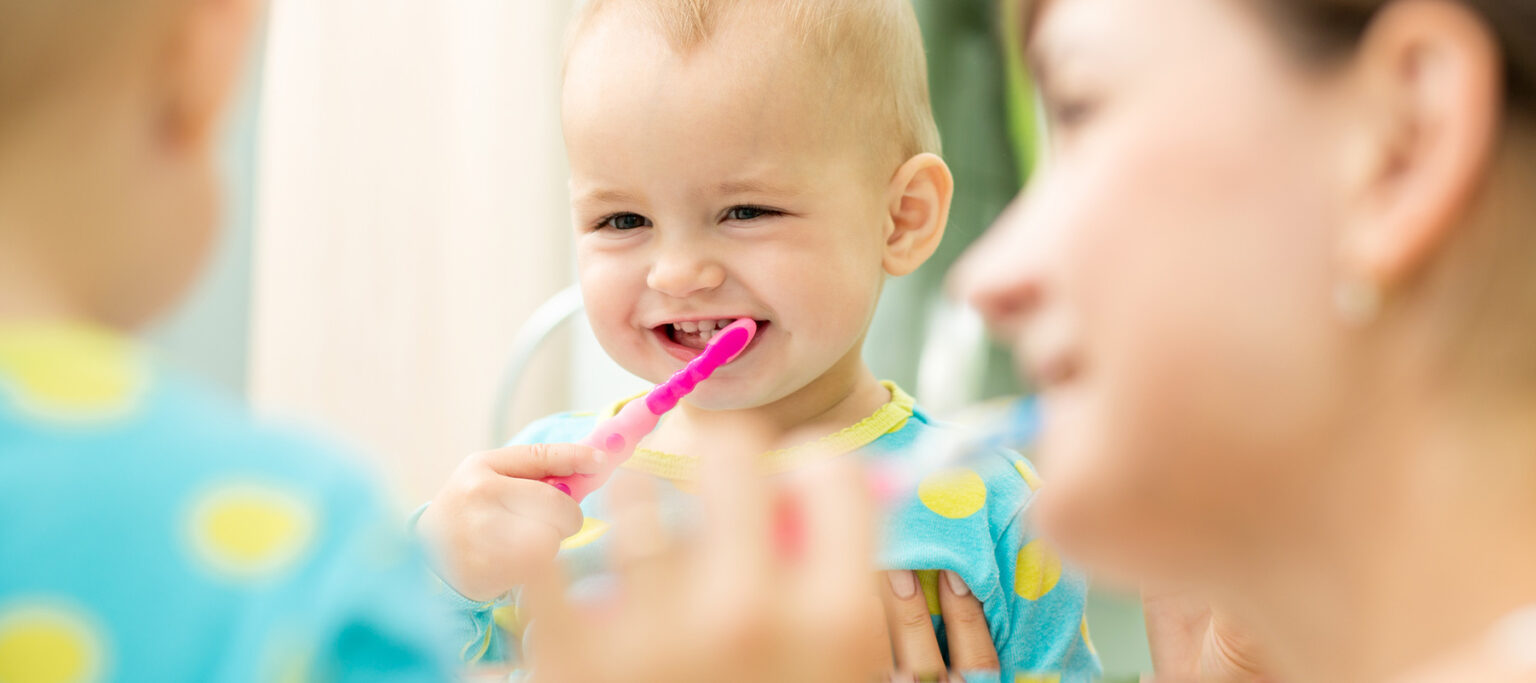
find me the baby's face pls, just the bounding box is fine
[563,16,893,410]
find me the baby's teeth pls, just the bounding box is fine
[698,320,717,333]
[700,329,715,342]
[679,321,699,333]
[717,319,733,329]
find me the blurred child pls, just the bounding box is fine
[0,1,456,679]
[420,0,1100,678]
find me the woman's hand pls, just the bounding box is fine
[880,569,1000,680]
[1141,584,1272,682]
[518,452,890,683]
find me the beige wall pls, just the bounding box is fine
[251,0,576,503]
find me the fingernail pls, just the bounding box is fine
[943,570,970,597]
[888,570,917,599]
[592,449,606,467]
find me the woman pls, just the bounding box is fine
[953,0,1536,680]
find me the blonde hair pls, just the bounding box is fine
[567,0,942,162]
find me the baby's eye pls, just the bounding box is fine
[601,213,651,231]
[726,206,780,222]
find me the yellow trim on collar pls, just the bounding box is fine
[607,381,915,482]
[0,321,146,421]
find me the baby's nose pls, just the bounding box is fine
[646,247,726,298]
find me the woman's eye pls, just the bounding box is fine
[726,206,779,222]
[1048,98,1097,131]
[602,213,651,231]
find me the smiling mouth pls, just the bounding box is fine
[652,318,770,358]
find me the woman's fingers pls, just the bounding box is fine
[607,472,676,604]
[698,432,774,593]
[937,570,1000,672]
[882,569,946,677]
[795,456,874,599]
[519,560,580,674]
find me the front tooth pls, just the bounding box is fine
[717,319,733,329]
[700,329,715,342]
[697,320,717,333]
[680,321,699,333]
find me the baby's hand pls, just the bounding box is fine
[418,444,603,602]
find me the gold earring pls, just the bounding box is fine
[1334,276,1382,326]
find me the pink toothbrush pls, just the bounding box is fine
[543,318,758,501]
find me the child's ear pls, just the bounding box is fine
[882,153,954,277]
[158,0,260,153]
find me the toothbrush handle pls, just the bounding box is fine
[542,399,660,502]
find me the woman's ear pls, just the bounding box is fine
[158,0,260,154]
[1337,0,1502,289]
[883,152,955,277]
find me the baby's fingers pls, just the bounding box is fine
[479,443,605,479]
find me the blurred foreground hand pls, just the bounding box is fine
[519,448,889,683]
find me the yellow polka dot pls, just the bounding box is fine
[560,517,610,550]
[1013,460,1044,492]
[1013,674,1061,683]
[0,603,104,683]
[0,324,143,421]
[917,468,987,519]
[1014,540,1062,601]
[189,484,315,579]
[916,570,942,616]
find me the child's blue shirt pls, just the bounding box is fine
[451,382,1100,681]
[0,323,456,682]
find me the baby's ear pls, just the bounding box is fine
[157,0,260,154]
[882,153,954,277]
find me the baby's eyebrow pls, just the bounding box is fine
[714,179,801,197]
[573,187,640,205]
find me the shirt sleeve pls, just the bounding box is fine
[989,456,1102,681]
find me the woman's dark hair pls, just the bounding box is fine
[1254,0,1535,112]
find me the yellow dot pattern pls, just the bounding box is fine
[916,570,942,616]
[0,324,143,422]
[559,518,610,551]
[1013,674,1061,683]
[1014,540,1062,601]
[1081,617,1097,657]
[189,484,316,580]
[917,468,987,519]
[1014,459,1044,492]
[0,603,104,683]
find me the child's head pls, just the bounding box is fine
[0,0,258,329]
[562,0,954,411]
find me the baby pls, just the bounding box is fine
[0,0,458,680]
[425,0,1099,677]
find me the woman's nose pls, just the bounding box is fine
[951,195,1046,338]
[646,242,726,299]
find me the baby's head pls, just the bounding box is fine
[563,0,953,410]
[0,0,257,329]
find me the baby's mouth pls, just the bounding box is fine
[653,318,771,358]
[664,318,746,350]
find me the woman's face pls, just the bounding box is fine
[957,0,1361,579]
